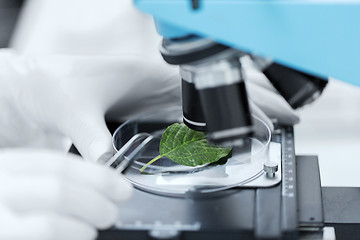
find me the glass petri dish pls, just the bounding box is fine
[112,106,271,197]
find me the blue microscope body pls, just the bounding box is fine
[135,0,360,87]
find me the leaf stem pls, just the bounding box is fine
[140,154,164,173]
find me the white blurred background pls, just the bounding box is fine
[296,79,360,187]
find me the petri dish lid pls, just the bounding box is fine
[112,106,271,197]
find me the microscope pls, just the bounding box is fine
[159,31,328,147]
[98,1,360,239]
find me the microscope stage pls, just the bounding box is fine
[98,127,325,240]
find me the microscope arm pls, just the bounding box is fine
[134,0,360,87]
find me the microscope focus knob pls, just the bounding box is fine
[263,161,278,179]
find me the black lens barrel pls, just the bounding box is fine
[263,63,328,109]
[198,81,253,146]
[182,79,206,131]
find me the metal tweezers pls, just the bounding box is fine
[105,133,154,173]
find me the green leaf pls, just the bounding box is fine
[140,123,232,172]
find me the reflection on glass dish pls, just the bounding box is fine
[112,106,271,196]
[129,137,266,175]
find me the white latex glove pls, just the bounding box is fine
[0,149,133,240]
[0,49,181,162]
[0,0,181,163]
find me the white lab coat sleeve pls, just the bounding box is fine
[11,0,162,58]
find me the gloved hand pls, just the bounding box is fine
[0,149,133,240]
[0,49,181,163]
[1,0,182,163]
